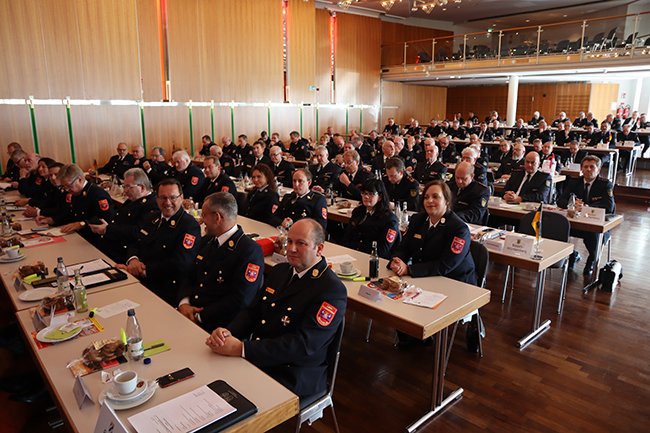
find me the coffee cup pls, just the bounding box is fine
[114,371,138,395]
[340,262,354,274]
[524,202,537,210]
[489,196,502,205]
[5,246,20,258]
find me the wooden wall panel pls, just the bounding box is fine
[335,13,358,105]
[362,107,380,134]
[0,0,48,98]
[39,0,85,99]
[314,9,332,104]
[196,0,224,102]
[71,106,141,169]
[317,107,348,136]
[143,106,191,157]
[288,0,316,104]
[136,0,163,101]
[402,85,446,125]
[190,106,212,156]
[381,81,403,108]
[167,0,201,102]
[234,107,270,144]
[76,0,141,100]
[270,106,300,142]
[0,106,35,172]
[34,105,73,164]
[590,83,619,122]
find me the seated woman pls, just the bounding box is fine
[341,179,400,259]
[240,164,279,223]
[390,180,475,284]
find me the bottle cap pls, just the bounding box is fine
[144,358,151,365]
[127,309,135,316]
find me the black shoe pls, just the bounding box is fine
[466,315,479,353]
[8,385,51,404]
[568,251,582,271]
[583,261,594,275]
[0,373,43,394]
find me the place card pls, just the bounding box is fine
[72,375,94,409]
[358,284,382,303]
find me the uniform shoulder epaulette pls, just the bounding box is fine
[362,167,372,173]
[406,175,416,183]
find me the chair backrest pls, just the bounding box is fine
[469,241,489,289]
[325,318,345,396]
[417,51,431,63]
[606,27,618,39]
[591,32,605,43]
[556,40,570,50]
[519,210,570,243]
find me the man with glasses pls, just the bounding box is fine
[23,162,70,220]
[310,146,341,191]
[6,149,26,184]
[16,153,41,197]
[35,164,114,245]
[89,168,158,263]
[169,150,205,200]
[270,145,295,188]
[142,146,169,185]
[270,169,328,230]
[384,157,419,212]
[503,152,552,203]
[495,143,526,181]
[334,150,374,201]
[89,142,135,179]
[177,192,264,332]
[414,139,447,184]
[132,145,147,167]
[447,161,489,225]
[192,156,237,206]
[2,142,22,182]
[121,178,201,305]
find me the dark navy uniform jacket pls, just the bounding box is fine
[333,168,374,201]
[398,148,415,170]
[18,172,42,198]
[127,208,201,305]
[309,162,341,190]
[383,123,400,136]
[559,149,588,166]
[240,155,273,177]
[494,156,525,179]
[357,143,375,164]
[223,143,239,159]
[242,187,279,224]
[384,174,420,212]
[147,160,171,187]
[194,172,237,206]
[5,159,19,181]
[509,126,529,140]
[269,190,328,230]
[342,208,400,259]
[98,192,158,264]
[439,144,457,164]
[52,181,115,245]
[371,154,389,175]
[589,131,617,149]
[289,138,309,161]
[557,177,615,214]
[447,179,489,225]
[272,160,296,188]
[98,154,135,178]
[529,129,552,144]
[503,170,552,203]
[178,226,264,332]
[27,178,55,207]
[219,155,237,177]
[392,210,476,284]
[228,257,347,397]
[169,162,205,200]
[414,160,447,184]
[39,186,72,219]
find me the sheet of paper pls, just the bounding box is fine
[326,255,357,265]
[96,299,141,319]
[403,291,447,309]
[81,273,111,286]
[44,227,73,237]
[67,258,111,275]
[128,385,236,433]
[0,182,12,189]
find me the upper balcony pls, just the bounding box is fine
[381,12,650,80]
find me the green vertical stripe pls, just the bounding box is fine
[211,103,215,142]
[345,106,349,135]
[230,106,235,141]
[65,102,76,163]
[267,105,271,134]
[29,102,40,155]
[300,106,303,137]
[316,106,319,139]
[188,103,194,156]
[360,108,363,134]
[140,105,147,156]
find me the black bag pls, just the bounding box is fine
[598,260,623,292]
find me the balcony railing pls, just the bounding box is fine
[381,12,650,71]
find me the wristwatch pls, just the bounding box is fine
[79,221,86,228]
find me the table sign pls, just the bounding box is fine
[93,402,129,433]
[73,375,94,409]
[504,233,537,257]
[583,206,606,222]
[358,284,383,302]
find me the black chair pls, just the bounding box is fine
[512,44,530,56]
[502,211,571,314]
[435,48,448,61]
[601,27,619,50]
[476,45,491,57]
[538,41,550,55]
[553,39,570,53]
[416,51,431,63]
[589,32,605,51]
[296,318,345,433]
[617,32,638,48]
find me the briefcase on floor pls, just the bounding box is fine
[598,260,623,292]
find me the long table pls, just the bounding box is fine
[237,216,490,432]
[15,284,298,433]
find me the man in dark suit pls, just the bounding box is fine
[605,114,622,132]
[447,161,489,225]
[193,156,237,206]
[509,118,529,140]
[142,146,170,185]
[560,141,588,166]
[327,134,345,161]
[384,157,419,211]
[222,136,239,159]
[529,120,552,144]
[288,131,309,161]
[617,123,640,170]
[90,142,135,179]
[413,139,447,184]
[199,135,214,156]
[309,145,341,191]
[269,145,295,187]
[210,144,237,177]
[132,145,147,168]
[622,111,640,130]
[353,135,375,165]
[240,141,272,176]
[528,111,545,126]
[503,152,552,203]
[490,140,513,163]
[589,122,617,164]
[551,112,569,128]
[475,122,494,142]
[425,118,443,138]
[638,113,650,156]
[447,120,466,140]
[494,143,526,181]
[270,169,328,230]
[371,140,396,176]
[16,153,42,197]
[206,219,346,401]
[438,135,457,164]
[383,117,400,136]
[178,192,264,332]
[557,155,615,274]
[334,149,374,200]
[235,135,253,162]
[169,150,205,200]
[573,112,587,127]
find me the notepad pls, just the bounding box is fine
[403,291,447,309]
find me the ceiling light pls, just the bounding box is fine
[381,0,395,11]
[338,1,351,10]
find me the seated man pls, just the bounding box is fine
[35,164,115,245]
[269,132,286,152]
[240,141,272,176]
[394,136,414,172]
[327,134,345,161]
[206,218,347,401]
[288,131,309,161]
[16,153,41,197]
[210,144,237,177]
[475,122,494,142]
[333,150,374,201]
[122,178,201,305]
[178,192,264,332]
[142,146,170,185]
[438,135,457,164]
[413,139,447,184]
[132,145,147,167]
[588,121,617,164]
[447,161,489,225]
[353,135,375,165]
[490,140,513,163]
[539,141,562,175]
[89,168,158,264]
[502,152,552,203]
[235,134,253,161]
[15,157,54,207]
[460,147,488,187]
[551,111,569,128]
[529,120,552,144]
[384,157,419,211]
[192,156,237,206]
[383,117,400,136]
[557,155,615,275]
[169,150,205,200]
[495,143,526,181]
[310,145,341,191]
[24,163,70,220]
[270,169,328,230]
[447,120,466,140]
[616,123,640,170]
[222,136,239,159]
[528,111,545,126]
[89,142,134,179]
[199,135,214,156]
[560,140,588,166]
[371,140,396,176]
[509,118,529,140]
[3,142,22,182]
[270,145,295,188]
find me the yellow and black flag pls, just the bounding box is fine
[531,203,543,241]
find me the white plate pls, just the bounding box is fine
[334,267,361,279]
[0,253,26,263]
[106,379,148,402]
[99,380,157,410]
[18,287,57,302]
[35,324,83,343]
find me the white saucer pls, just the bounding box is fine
[19,287,57,302]
[334,267,361,279]
[36,324,83,343]
[0,253,26,263]
[99,380,157,410]
[106,379,148,402]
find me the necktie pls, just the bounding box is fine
[516,174,531,196]
[289,274,300,286]
[584,182,591,202]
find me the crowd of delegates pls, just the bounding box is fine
[3,107,626,402]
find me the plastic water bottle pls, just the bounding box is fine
[1,213,12,237]
[126,309,143,361]
[73,269,88,313]
[56,257,71,292]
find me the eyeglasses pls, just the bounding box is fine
[361,192,379,198]
[156,194,181,202]
[124,184,142,190]
[62,176,80,190]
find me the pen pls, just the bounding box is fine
[352,277,371,282]
[143,343,165,351]
[88,307,98,318]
